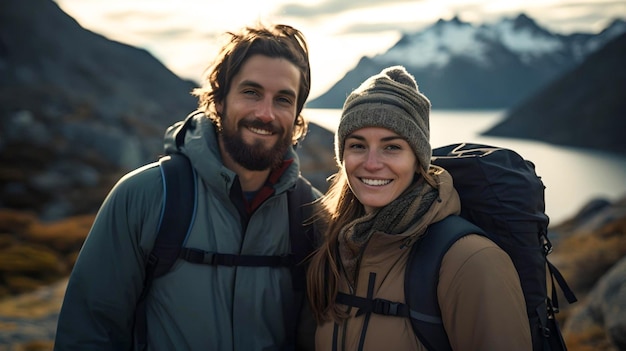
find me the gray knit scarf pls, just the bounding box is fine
[337,179,439,285]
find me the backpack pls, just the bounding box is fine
[132,153,317,351]
[337,143,577,350]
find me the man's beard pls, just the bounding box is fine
[221,116,293,171]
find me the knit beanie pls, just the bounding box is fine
[335,66,432,171]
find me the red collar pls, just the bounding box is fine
[245,158,294,213]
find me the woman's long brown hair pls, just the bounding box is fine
[306,163,438,324]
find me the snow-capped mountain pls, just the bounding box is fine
[380,15,563,69]
[307,14,626,109]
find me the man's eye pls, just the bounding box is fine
[277,96,294,105]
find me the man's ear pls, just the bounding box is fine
[215,102,223,114]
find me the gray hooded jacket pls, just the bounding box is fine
[54,112,319,350]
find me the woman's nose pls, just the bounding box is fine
[363,150,383,170]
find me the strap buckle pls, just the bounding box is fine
[372,299,400,316]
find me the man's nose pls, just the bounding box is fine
[255,97,275,123]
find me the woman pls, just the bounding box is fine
[306,66,531,350]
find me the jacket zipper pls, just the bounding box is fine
[334,238,374,351]
[356,272,377,351]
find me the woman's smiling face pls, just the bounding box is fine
[342,127,418,214]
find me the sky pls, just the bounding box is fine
[54,0,626,100]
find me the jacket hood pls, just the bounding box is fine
[403,165,461,241]
[163,111,303,195]
[424,166,461,223]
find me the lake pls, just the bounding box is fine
[304,108,626,225]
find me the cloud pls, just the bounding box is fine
[277,0,420,18]
[275,0,438,38]
[103,9,166,22]
[98,7,224,41]
[339,21,430,35]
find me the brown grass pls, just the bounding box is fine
[552,216,626,295]
[0,209,92,299]
[24,214,94,252]
[564,325,617,351]
[0,340,55,351]
[0,211,37,235]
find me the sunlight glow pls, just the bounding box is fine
[53,0,625,98]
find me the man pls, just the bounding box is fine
[54,24,320,351]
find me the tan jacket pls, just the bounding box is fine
[315,168,531,351]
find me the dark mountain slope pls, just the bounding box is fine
[0,0,336,220]
[483,33,626,155]
[0,0,198,126]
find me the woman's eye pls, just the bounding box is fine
[347,143,365,149]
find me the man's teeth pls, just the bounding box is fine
[361,178,391,186]
[249,127,272,135]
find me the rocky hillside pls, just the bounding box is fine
[0,0,337,222]
[0,0,196,221]
[1,196,625,350]
[550,196,626,351]
[483,32,626,156]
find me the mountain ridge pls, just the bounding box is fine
[307,14,626,110]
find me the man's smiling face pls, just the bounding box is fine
[216,54,301,171]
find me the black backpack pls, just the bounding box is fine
[132,153,317,351]
[338,143,577,350]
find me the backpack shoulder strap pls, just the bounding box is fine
[285,175,317,349]
[406,215,485,351]
[134,153,196,351]
[287,175,316,285]
[150,153,196,277]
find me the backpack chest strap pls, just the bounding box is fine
[179,247,295,267]
[336,292,443,324]
[336,292,410,317]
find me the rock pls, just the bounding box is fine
[60,121,151,170]
[0,278,66,347]
[549,196,626,246]
[564,256,626,350]
[5,110,52,145]
[297,123,336,193]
